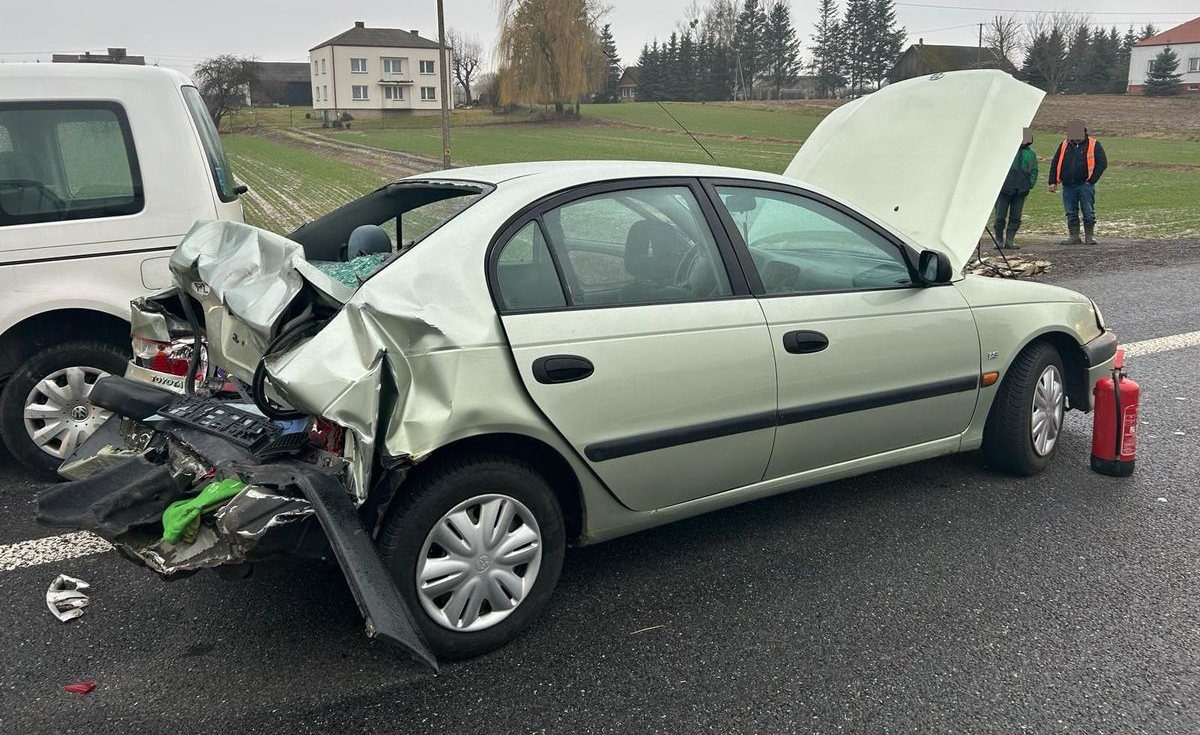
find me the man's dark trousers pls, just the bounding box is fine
[995,191,1028,241]
[1062,182,1096,228]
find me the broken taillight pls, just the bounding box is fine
[132,336,206,378]
[309,419,345,456]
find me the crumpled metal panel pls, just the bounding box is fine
[129,292,191,342]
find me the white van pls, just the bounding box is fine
[0,63,244,473]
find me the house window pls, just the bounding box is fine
[420,59,435,74]
[312,60,318,75]
[420,86,436,101]
[323,85,328,101]
[314,86,320,101]
[1190,57,1200,73]
[320,58,326,74]
[352,85,369,101]
[383,58,405,75]
[351,58,368,74]
[384,86,404,100]
[1147,59,1155,73]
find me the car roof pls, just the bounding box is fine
[0,62,193,87]
[431,160,797,187]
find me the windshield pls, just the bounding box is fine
[180,85,237,203]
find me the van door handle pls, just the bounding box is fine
[782,330,829,354]
[532,355,594,384]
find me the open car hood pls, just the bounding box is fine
[784,70,1045,272]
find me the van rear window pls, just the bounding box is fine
[181,86,238,203]
[0,102,143,227]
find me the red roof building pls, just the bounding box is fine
[1128,17,1200,94]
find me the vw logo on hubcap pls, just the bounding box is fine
[69,405,91,421]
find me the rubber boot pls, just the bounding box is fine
[1004,230,1020,250]
[1060,223,1082,245]
[1084,222,1097,244]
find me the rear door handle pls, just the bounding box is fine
[782,330,829,354]
[532,355,594,384]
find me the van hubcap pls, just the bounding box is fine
[23,366,113,460]
[415,494,543,632]
[1031,365,1065,457]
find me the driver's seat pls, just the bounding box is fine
[620,220,692,303]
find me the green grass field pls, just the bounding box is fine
[221,100,1200,239]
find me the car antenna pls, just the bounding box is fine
[601,49,721,166]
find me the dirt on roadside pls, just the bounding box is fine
[257,127,441,179]
[975,236,1200,283]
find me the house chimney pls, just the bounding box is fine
[354,21,365,28]
[409,29,420,36]
[918,38,923,46]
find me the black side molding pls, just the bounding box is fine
[90,375,176,421]
[1083,330,1118,367]
[777,376,978,426]
[583,376,979,462]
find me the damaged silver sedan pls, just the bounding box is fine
[38,72,1119,667]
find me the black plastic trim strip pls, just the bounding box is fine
[1082,330,1118,367]
[584,375,978,462]
[0,243,176,268]
[777,375,978,426]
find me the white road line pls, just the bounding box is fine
[0,531,111,572]
[0,329,1197,575]
[1122,330,1200,358]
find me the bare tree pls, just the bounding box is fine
[984,14,1021,67]
[192,54,256,128]
[447,29,483,105]
[1020,12,1087,94]
[496,0,607,115]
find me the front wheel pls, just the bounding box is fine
[982,341,1066,476]
[0,340,128,476]
[376,454,565,661]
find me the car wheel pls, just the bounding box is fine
[0,340,127,476]
[982,341,1066,476]
[377,453,566,661]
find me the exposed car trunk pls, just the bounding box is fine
[784,70,1045,273]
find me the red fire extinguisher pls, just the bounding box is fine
[1091,349,1138,476]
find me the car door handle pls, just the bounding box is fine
[782,330,829,354]
[532,355,594,384]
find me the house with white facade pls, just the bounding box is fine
[310,21,449,120]
[1127,17,1200,95]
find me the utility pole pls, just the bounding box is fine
[437,0,451,169]
[978,23,984,64]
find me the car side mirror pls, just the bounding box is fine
[918,250,952,285]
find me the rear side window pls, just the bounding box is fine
[181,85,237,202]
[0,102,143,227]
[495,221,567,311]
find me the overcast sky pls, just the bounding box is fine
[0,0,1195,76]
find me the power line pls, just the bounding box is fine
[895,2,1194,15]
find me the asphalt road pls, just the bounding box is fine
[1,260,1198,733]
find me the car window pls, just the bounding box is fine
[716,186,912,295]
[181,86,237,203]
[495,221,567,311]
[0,103,143,227]
[540,186,732,307]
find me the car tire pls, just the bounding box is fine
[982,341,1066,476]
[377,453,566,661]
[0,340,128,476]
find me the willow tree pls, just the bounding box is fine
[496,0,606,115]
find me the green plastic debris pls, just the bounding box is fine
[161,479,246,545]
[310,253,389,288]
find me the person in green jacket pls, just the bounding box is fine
[993,128,1039,250]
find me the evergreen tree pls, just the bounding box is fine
[733,0,769,98]
[598,24,621,103]
[664,32,681,100]
[841,0,874,95]
[764,0,801,98]
[866,0,905,89]
[810,0,845,97]
[1143,46,1184,96]
[700,29,734,100]
[1062,22,1091,93]
[1020,27,1069,93]
[1139,24,1158,41]
[679,31,700,101]
[1116,26,1138,94]
[637,42,661,101]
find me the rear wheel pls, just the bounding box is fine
[0,340,127,476]
[982,341,1066,476]
[377,453,565,661]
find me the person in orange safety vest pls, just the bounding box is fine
[1048,119,1108,245]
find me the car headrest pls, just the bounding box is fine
[346,224,392,260]
[624,220,687,282]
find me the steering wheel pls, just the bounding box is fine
[673,243,727,297]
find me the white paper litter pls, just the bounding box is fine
[46,574,91,622]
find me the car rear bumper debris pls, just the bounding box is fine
[37,375,437,670]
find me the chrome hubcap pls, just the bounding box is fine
[416,493,542,632]
[1031,364,1065,457]
[23,366,113,460]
